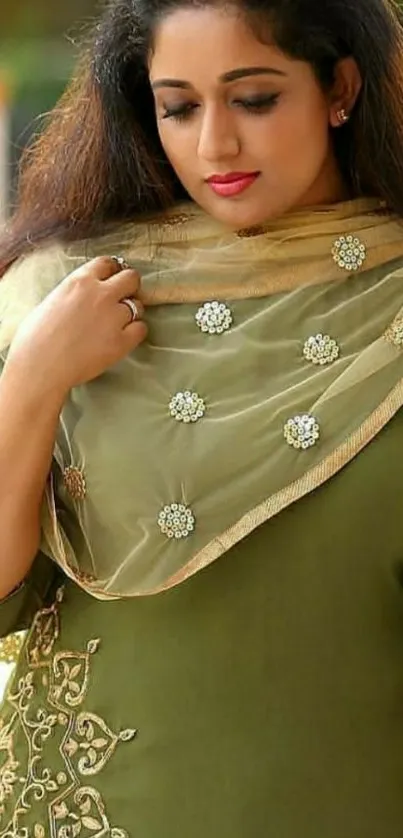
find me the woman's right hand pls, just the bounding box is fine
[6,256,147,397]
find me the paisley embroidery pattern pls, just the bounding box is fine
[0,588,137,837]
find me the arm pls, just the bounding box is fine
[0,253,146,600]
[0,355,68,598]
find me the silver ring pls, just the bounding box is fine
[112,255,129,269]
[120,298,139,323]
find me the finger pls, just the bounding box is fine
[104,268,141,299]
[122,320,148,348]
[72,256,123,282]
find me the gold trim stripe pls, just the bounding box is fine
[138,241,403,306]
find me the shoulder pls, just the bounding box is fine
[0,241,81,352]
[0,217,153,352]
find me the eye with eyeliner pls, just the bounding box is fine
[161,93,280,122]
[233,93,280,111]
[161,102,198,122]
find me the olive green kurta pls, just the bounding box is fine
[1,410,403,838]
[1,199,403,836]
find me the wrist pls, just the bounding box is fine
[2,351,70,412]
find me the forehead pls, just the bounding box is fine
[149,6,293,82]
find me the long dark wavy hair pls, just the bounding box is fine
[1,0,403,275]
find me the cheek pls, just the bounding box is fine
[158,124,193,175]
[259,101,330,173]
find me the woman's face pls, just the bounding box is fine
[149,6,353,228]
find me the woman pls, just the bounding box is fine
[0,0,403,834]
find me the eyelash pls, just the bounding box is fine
[161,94,280,123]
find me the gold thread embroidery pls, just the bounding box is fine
[0,717,19,815]
[69,570,96,587]
[50,642,99,708]
[63,467,86,501]
[64,713,136,776]
[52,786,128,837]
[236,225,268,238]
[160,212,189,228]
[0,589,136,837]
[0,636,24,666]
[26,587,63,667]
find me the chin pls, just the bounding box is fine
[199,193,286,230]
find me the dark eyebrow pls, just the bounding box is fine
[221,66,287,83]
[152,79,191,91]
[151,66,286,90]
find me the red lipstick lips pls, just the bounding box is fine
[206,171,260,197]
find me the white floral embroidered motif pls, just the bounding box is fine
[158,504,195,539]
[303,334,340,366]
[169,392,206,423]
[385,316,403,348]
[284,414,320,450]
[195,302,233,335]
[331,235,366,271]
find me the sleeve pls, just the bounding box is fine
[0,551,62,638]
[0,243,77,354]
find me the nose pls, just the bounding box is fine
[197,104,240,162]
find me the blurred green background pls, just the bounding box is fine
[0,0,99,211]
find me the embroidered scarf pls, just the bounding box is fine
[1,198,403,598]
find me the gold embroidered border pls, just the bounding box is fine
[138,240,403,306]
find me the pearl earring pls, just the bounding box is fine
[336,108,350,125]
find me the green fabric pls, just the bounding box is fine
[0,553,60,637]
[1,409,403,836]
[1,199,403,833]
[5,248,403,598]
[2,199,403,598]
[41,252,403,595]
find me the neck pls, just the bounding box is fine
[295,154,350,212]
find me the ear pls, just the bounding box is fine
[329,56,362,128]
